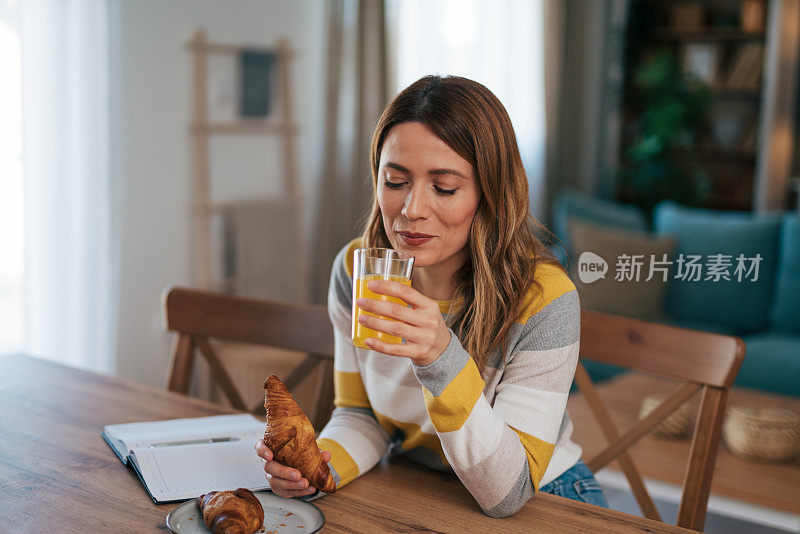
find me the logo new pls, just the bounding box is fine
[578,252,608,284]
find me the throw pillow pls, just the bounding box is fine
[568,219,675,321]
[654,201,781,334]
[552,190,649,260]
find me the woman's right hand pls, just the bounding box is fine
[254,439,331,498]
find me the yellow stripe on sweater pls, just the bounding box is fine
[510,427,555,491]
[422,358,484,433]
[333,370,370,409]
[516,263,576,324]
[372,410,450,466]
[343,238,362,277]
[316,437,359,489]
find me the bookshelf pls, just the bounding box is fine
[616,0,799,213]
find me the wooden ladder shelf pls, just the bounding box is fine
[186,29,307,299]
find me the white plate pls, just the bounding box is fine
[167,491,325,533]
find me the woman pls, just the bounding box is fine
[256,75,607,516]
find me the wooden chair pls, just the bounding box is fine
[163,286,335,429]
[575,309,745,532]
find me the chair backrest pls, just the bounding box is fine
[163,286,335,428]
[575,309,745,532]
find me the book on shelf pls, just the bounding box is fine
[669,2,706,29]
[741,0,766,33]
[102,414,269,504]
[743,43,765,91]
[721,42,764,91]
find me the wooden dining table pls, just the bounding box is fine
[0,354,695,533]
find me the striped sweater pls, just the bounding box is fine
[316,238,583,517]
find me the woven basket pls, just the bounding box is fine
[638,394,694,439]
[723,405,800,463]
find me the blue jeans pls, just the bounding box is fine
[539,460,609,508]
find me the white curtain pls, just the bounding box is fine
[20,0,116,374]
[311,0,389,303]
[0,2,24,354]
[391,0,547,218]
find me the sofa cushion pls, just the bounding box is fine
[770,214,800,334]
[654,201,782,334]
[568,219,675,321]
[551,190,648,259]
[739,333,800,397]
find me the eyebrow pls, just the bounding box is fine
[385,162,467,179]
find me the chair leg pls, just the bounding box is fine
[307,358,324,428]
[308,357,336,430]
[283,354,322,391]
[195,336,248,411]
[677,386,728,531]
[574,363,662,522]
[166,334,195,394]
[314,359,335,430]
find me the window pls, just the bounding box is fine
[392,0,546,215]
[0,5,23,354]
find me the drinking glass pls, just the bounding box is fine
[351,248,415,349]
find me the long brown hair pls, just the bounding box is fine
[362,75,561,373]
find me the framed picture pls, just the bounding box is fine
[239,49,275,118]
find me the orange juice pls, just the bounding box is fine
[352,274,412,349]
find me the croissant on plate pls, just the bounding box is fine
[195,488,264,534]
[263,375,336,493]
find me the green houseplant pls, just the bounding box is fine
[619,50,712,218]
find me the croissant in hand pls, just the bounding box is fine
[196,488,264,534]
[263,375,336,493]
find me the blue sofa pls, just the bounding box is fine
[552,190,800,397]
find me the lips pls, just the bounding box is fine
[398,231,434,247]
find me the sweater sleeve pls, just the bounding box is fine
[314,240,392,491]
[412,271,580,518]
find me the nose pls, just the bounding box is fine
[401,184,430,221]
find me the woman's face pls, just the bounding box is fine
[377,121,481,270]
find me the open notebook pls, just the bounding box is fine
[102,414,270,503]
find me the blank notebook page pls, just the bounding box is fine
[131,440,269,502]
[106,414,264,456]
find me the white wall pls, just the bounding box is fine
[108,1,326,387]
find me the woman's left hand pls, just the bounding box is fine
[356,280,451,366]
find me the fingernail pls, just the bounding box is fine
[366,338,374,347]
[357,298,366,306]
[367,281,377,289]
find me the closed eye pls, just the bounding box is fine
[383,180,406,189]
[383,180,455,195]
